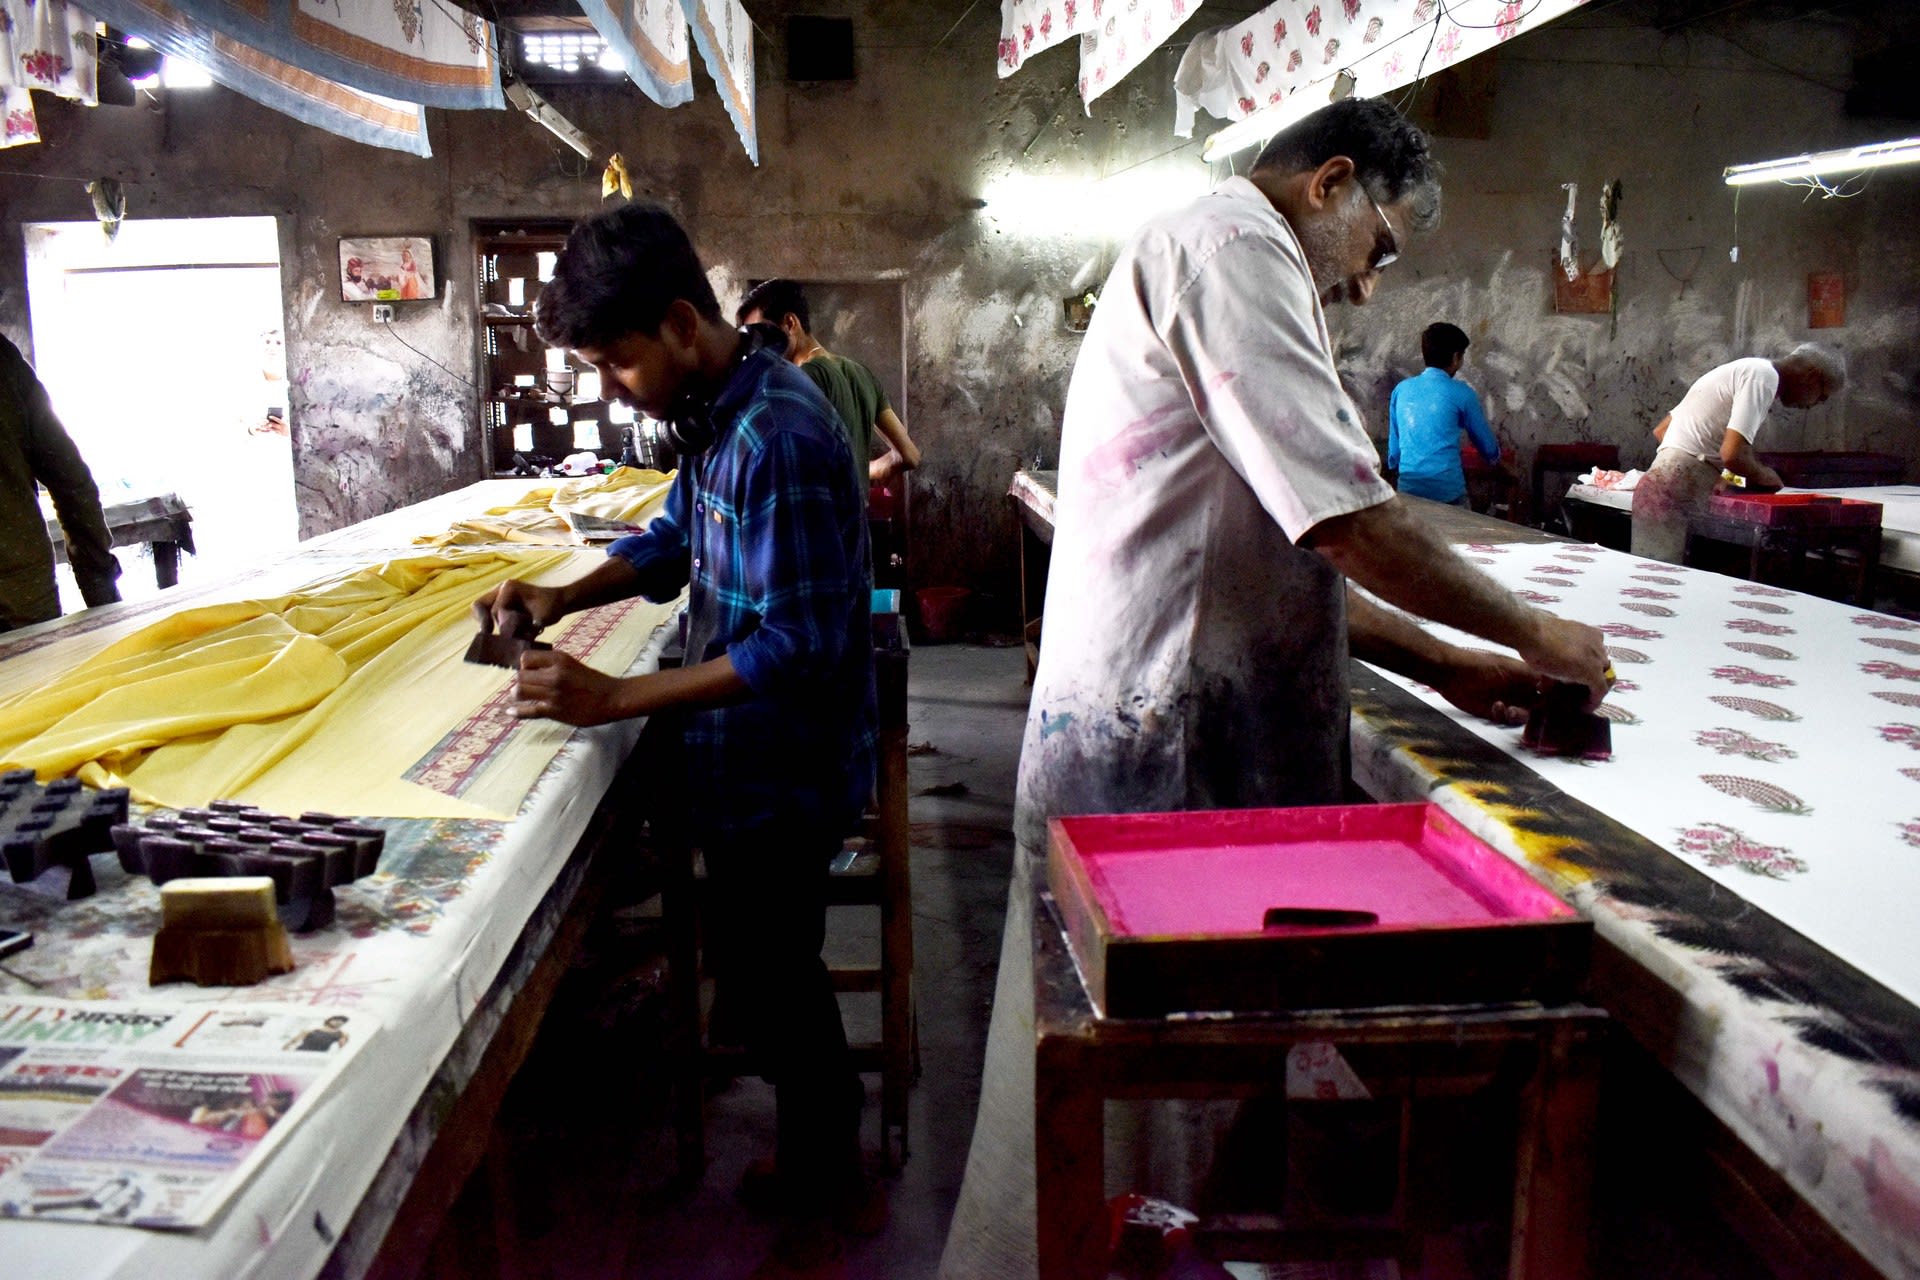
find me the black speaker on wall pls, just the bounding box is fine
[787,16,855,82]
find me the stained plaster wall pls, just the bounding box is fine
[1331,16,1920,503]
[1,3,1915,599]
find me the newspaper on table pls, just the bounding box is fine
[0,997,373,1230]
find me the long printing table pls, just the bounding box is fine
[1009,472,1920,1278]
[0,479,676,1280]
[1359,499,1920,1279]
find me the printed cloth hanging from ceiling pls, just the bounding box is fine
[94,0,500,109]
[1078,0,1203,106]
[574,0,756,162]
[682,0,755,164]
[0,0,98,149]
[997,0,1206,110]
[85,0,432,153]
[1173,0,1591,138]
[575,0,694,109]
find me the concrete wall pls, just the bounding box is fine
[2,2,1916,600]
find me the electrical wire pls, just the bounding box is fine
[381,316,478,389]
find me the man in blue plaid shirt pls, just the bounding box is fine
[475,203,877,1269]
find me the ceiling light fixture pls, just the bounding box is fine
[1723,136,1920,186]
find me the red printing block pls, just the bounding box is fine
[1522,682,1613,761]
[1708,492,1883,528]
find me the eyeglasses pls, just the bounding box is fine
[1367,193,1400,271]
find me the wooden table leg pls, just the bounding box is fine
[1509,1020,1599,1280]
[152,540,180,589]
[1035,1035,1107,1280]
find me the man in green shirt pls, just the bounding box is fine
[0,335,120,631]
[737,280,922,491]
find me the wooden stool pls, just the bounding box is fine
[1030,883,1606,1279]
[663,612,917,1178]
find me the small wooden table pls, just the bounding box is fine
[46,493,195,589]
[1031,878,1607,1280]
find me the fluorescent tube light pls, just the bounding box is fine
[1202,71,1355,165]
[1724,136,1920,186]
[1201,91,1329,165]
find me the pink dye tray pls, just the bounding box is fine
[1047,803,1591,1018]
[1708,492,1883,529]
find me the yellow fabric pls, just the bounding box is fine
[414,467,675,548]
[0,549,677,820]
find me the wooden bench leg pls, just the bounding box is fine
[1035,1036,1107,1280]
[660,841,704,1187]
[153,540,180,589]
[1510,1020,1600,1280]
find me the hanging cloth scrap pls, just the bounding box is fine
[1173,0,1592,141]
[85,0,432,154]
[577,0,694,109]
[0,549,681,819]
[0,0,98,150]
[681,0,756,164]
[1077,0,1205,109]
[99,0,499,109]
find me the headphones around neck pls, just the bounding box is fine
[660,325,772,455]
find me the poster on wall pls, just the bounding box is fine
[1807,271,1846,329]
[339,236,437,302]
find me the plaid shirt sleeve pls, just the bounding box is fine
[606,466,694,602]
[726,427,860,696]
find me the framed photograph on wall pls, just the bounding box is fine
[339,236,436,302]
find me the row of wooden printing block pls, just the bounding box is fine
[112,803,386,931]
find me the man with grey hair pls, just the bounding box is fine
[939,98,1610,1279]
[1633,343,1846,562]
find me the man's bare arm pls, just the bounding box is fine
[1721,430,1783,490]
[1308,496,1610,705]
[1346,586,1535,724]
[873,407,920,470]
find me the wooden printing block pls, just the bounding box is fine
[335,825,385,879]
[0,775,130,898]
[1522,682,1613,761]
[149,877,295,987]
[292,835,356,888]
[299,815,385,878]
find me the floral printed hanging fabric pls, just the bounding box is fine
[0,0,97,149]
[1173,0,1593,138]
[1364,540,1920,1009]
[996,0,1207,109]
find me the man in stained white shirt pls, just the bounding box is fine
[1631,345,1846,563]
[939,98,1612,1280]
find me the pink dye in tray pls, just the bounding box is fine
[1047,804,1587,1016]
[1056,803,1571,940]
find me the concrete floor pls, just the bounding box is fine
[423,643,1781,1280]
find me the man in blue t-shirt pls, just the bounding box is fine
[1386,322,1502,506]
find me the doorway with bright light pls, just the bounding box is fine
[23,215,296,604]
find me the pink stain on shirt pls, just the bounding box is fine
[1083,403,1189,488]
[1191,369,1238,418]
[1856,1138,1920,1239]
